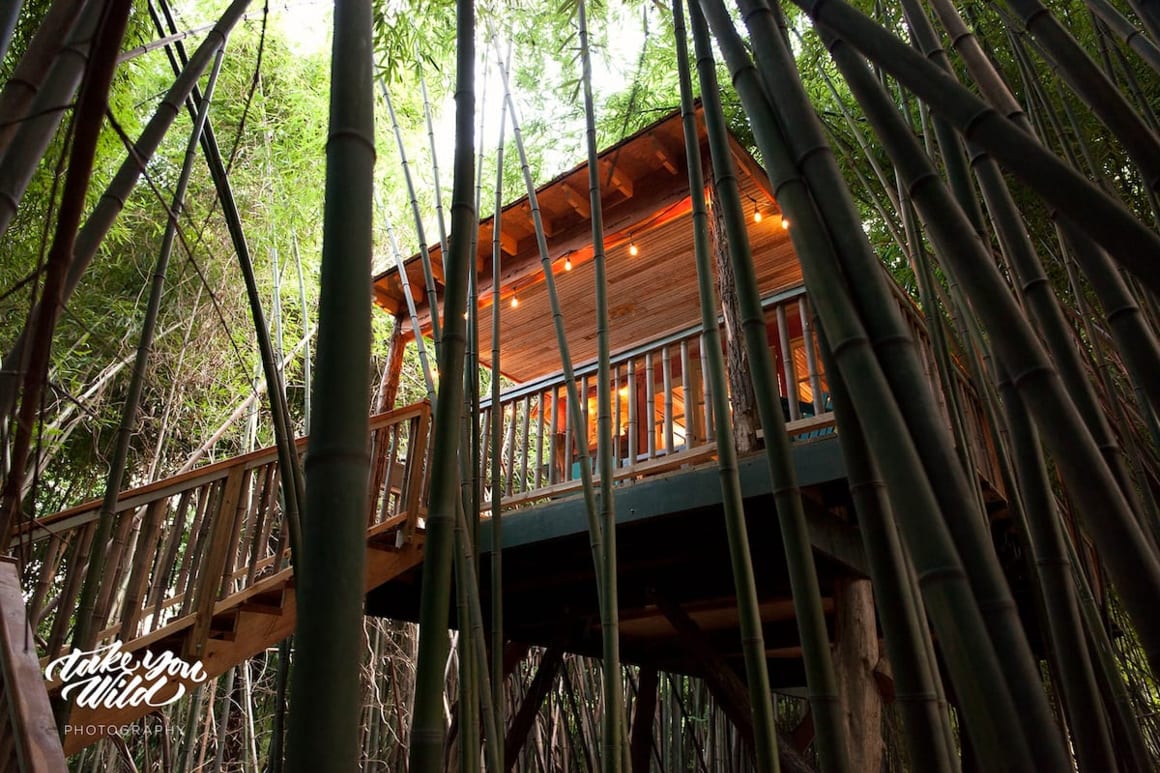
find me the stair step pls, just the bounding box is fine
[240,588,286,616]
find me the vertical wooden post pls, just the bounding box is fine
[376,313,407,413]
[187,465,247,659]
[777,302,800,421]
[708,182,758,451]
[799,296,825,415]
[630,667,659,772]
[833,577,883,773]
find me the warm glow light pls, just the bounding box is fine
[618,386,629,397]
[753,209,763,223]
[510,296,519,308]
[780,217,790,230]
[628,241,639,257]
[564,257,573,271]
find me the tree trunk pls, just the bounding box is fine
[833,578,883,773]
[707,179,759,453]
[376,313,406,412]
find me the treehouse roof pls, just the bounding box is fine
[371,106,802,383]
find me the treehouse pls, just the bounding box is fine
[5,107,1010,765]
[365,107,1007,699]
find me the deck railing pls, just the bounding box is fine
[12,401,430,664]
[480,284,1002,513]
[480,287,837,512]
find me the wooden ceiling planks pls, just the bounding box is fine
[373,106,802,383]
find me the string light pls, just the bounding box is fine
[564,256,573,271]
[628,241,639,257]
[748,194,763,223]
[510,295,519,308]
[780,216,791,230]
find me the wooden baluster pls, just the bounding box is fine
[612,365,621,469]
[93,505,144,639]
[378,423,400,523]
[799,296,825,415]
[581,375,590,466]
[662,346,675,453]
[504,403,517,497]
[403,405,431,539]
[187,465,248,660]
[646,352,656,459]
[549,387,559,484]
[251,467,281,578]
[27,535,65,625]
[119,497,170,641]
[520,395,531,493]
[535,391,546,490]
[46,521,96,659]
[478,407,492,503]
[564,389,574,480]
[681,339,695,446]
[244,464,277,586]
[700,333,714,442]
[777,302,800,421]
[177,480,219,618]
[223,467,265,593]
[627,359,638,468]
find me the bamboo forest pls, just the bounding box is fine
[3,0,1160,769]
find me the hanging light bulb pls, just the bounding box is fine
[780,216,790,230]
[564,256,573,271]
[628,241,639,257]
[510,295,519,308]
[753,205,763,223]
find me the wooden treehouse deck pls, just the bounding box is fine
[2,277,1007,759]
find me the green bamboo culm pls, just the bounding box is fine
[487,23,609,613]
[672,1,780,770]
[817,330,956,773]
[700,3,1032,768]
[382,81,442,354]
[693,3,851,771]
[489,90,508,770]
[409,0,477,767]
[71,46,226,651]
[577,2,625,769]
[284,0,375,765]
[811,11,1160,680]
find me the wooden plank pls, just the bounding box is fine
[186,466,247,660]
[0,558,67,772]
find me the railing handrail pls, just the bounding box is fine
[12,400,432,547]
[480,285,810,409]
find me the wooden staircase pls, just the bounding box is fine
[9,401,431,756]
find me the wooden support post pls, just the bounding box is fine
[777,302,800,421]
[0,558,68,772]
[833,577,883,773]
[504,646,564,771]
[376,313,407,413]
[186,465,247,659]
[707,181,759,452]
[630,667,659,772]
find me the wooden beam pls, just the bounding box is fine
[499,228,518,256]
[602,160,634,197]
[561,181,590,217]
[630,666,659,772]
[505,646,564,771]
[649,133,679,174]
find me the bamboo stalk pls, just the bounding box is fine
[676,2,780,769]
[409,0,483,765]
[702,3,1032,766]
[285,0,375,763]
[72,46,225,651]
[578,2,626,767]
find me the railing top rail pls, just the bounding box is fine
[12,400,432,548]
[481,285,809,409]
